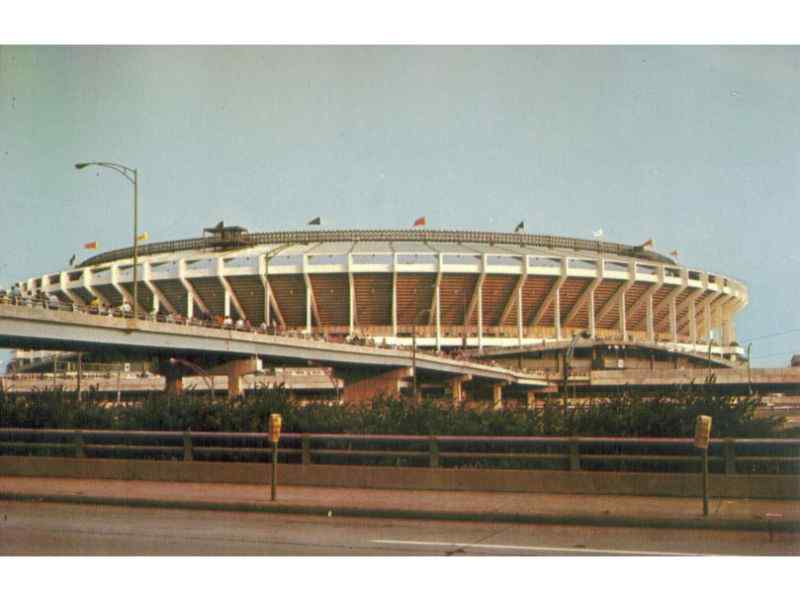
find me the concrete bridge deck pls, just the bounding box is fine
[0,302,547,402]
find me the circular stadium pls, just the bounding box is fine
[14,225,748,358]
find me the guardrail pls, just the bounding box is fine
[1,428,797,475]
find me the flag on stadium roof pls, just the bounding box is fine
[514,221,525,233]
[592,228,604,238]
[413,216,426,227]
[640,238,654,249]
[669,249,679,260]
[68,254,76,267]
[307,217,322,226]
[136,232,149,242]
[83,241,98,250]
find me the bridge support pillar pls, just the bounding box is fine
[526,389,537,411]
[492,383,504,411]
[336,367,412,404]
[207,357,259,398]
[448,375,471,407]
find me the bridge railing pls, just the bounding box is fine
[0,295,450,361]
[0,296,557,380]
[1,428,797,475]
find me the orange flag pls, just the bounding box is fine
[83,241,98,250]
[413,216,426,227]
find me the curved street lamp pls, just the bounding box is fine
[75,161,140,319]
[169,357,215,401]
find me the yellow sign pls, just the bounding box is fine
[269,413,282,444]
[694,415,712,449]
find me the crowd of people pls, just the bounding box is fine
[0,286,459,361]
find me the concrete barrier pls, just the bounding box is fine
[1,456,797,499]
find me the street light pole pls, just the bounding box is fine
[169,357,215,402]
[75,161,140,320]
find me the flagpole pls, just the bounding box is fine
[133,168,139,320]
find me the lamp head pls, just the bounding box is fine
[74,162,91,170]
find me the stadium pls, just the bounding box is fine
[12,225,748,363]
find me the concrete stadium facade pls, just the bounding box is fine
[14,228,748,359]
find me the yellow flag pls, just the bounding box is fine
[136,232,149,242]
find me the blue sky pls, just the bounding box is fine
[1,46,798,366]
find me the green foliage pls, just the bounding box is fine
[0,383,787,438]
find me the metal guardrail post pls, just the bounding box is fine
[183,431,193,462]
[724,438,736,475]
[74,430,85,458]
[302,434,311,465]
[568,438,581,471]
[429,436,440,468]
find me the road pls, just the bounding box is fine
[0,501,798,556]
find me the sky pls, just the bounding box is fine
[1,45,798,366]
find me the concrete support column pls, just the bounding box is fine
[348,254,355,336]
[689,297,698,345]
[553,287,562,340]
[618,289,627,342]
[492,384,504,411]
[207,357,259,398]
[721,301,733,346]
[435,254,442,350]
[646,294,655,342]
[179,259,209,319]
[59,272,85,306]
[669,296,678,342]
[302,256,312,334]
[336,367,412,404]
[517,286,524,346]
[477,278,484,351]
[391,253,398,338]
[716,302,724,344]
[224,289,231,318]
[449,376,468,407]
[588,288,596,339]
[526,390,537,411]
[186,292,194,319]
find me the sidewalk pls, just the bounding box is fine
[1,476,798,532]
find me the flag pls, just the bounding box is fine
[514,221,525,233]
[640,238,654,249]
[136,232,149,242]
[83,241,97,250]
[68,254,76,267]
[592,229,604,238]
[669,249,679,260]
[307,217,321,226]
[413,216,426,227]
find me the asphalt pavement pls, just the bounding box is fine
[1,475,799,533]
[2,500,798,556]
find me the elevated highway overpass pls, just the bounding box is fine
[0,302,547,403]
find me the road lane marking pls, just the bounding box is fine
[371,539,706,556]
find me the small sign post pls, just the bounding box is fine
[693,415,712,516]
[269,413,282,501]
